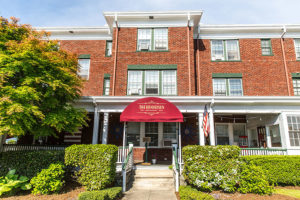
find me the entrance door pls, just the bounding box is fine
[257,126,266,147]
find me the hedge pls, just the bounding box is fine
[183,145,241,192]
[65,144,118,191]
[0,150,64,179]
[241,155,300,186]
[179,185,215,200]
[78,187,122,200]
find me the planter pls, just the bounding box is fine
[152,159,157,164]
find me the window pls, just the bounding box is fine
[216,124,229,145]
[261,39,273,56]
[137,28,168,51]
[105,41,112,57]
[233,124,246,144]
[127,70,177,96]
[103,74,110,95]
[163,122,177,146]
[294,39,300,60]
[269,124,282,147]
[145,122,158,146]
[287,116,300,147]
[211,40,240,61]
[213,78,243,96]
[293,78,300,96]
[78,56,90,80]
[127,122,140,146]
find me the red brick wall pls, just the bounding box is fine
[197,38,299,96]
[60,40,114,96]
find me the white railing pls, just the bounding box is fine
[240,148,287,156]
[117,146,129,164]
[1,144,68,152]
[122,143,134,192]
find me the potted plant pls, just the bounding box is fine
[152,153,157,164]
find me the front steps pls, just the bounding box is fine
[122,165,177,200]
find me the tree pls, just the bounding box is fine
[0,17,88,138]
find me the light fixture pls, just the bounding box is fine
[149,16,154,19]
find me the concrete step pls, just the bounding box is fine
[132,177,174,190]
[134,169,173,178]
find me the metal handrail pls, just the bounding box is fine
[172,147,179,171]
[122,146,133,171]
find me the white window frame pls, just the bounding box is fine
[162,70,177,96]
[211,40,240,61]
[294,39,300,60]
[77,59,90,80]
[127,71,143,95]
[137,28,168,51]
[293,78,300,96]
[144,71,160,95]
[287,115,300,147]
[213,78,243,96]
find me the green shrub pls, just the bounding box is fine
[182,145,240,192]
[78,187,122,200]
[238,163,273,195]
[30,163,65,195]
[65,144,118,191]
[0,150,64,179]
[179,185,215,200]
[0,169,31,197]
[241,155,300,186]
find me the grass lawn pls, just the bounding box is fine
[275,188,300,199]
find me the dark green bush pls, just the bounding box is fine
[238,163,273,195]
[179,185,215,200]
[78,187,122,200]
[30,163,65,195]
[183,145,240,192]
[65,144,118,191]
[241,155,300,186]
[0,150,64,179]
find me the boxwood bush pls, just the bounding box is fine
[183,145,241,192]
[65,144,118,191]
[0,150,64,179]
[30,163,65,195]
[78,187,122,200]
[241,155,300,186]
[179,185,215,200]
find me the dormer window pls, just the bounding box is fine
[137,28,168,51]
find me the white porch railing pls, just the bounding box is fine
[117,146,129,164]
[240,148,287,156]
[1,144,68,152]
[172,145,180,192]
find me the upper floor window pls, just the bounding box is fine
[211,40,240,61]
[137,28,168,51]
[293,78,300,96]
[77,54,90,80]
[127,70,176,96]
[103,74,110,95]
[294,39,300,60]
[261,39,273,56]
[213,78,243,96]
[105,41,112,57]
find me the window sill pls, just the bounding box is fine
[136,50,170,53]
[105,55,112,57]
[211,60,242,62]
[262,54,274,56]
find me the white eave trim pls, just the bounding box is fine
[77,96,300,105]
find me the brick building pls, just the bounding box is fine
[33,11,300,160]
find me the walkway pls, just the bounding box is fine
[122,165,177,200]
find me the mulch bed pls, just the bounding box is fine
[1,181,85,200]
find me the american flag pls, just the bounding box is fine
[202,105,210,137]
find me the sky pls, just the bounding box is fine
[0,0,300,27]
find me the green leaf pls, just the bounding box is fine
[21,183,32,190]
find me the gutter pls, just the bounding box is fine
[187,13,192,95]
[112,14,119,96]
[280,25,291,96]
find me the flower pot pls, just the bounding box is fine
[152,159,157,164]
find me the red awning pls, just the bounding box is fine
[120,97,183,122]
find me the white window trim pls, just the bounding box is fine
[228,78,243,96]
[211,40,241,61]
[213,78,243,96]
[78,59,90,80]
[162,70,177,96]
[137,28,168,51]
[294,39,300,60]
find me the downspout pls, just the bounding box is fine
[187,13,192,96]
[196,31,201,95]
[280,25,291,96]
[112,14,119,96]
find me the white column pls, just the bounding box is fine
[92,107,100,144]
[280,113,290,148]
[209,106,215,145]
[102,112,109,144]
[178,122,182,173]
[198,113,205,146]
[228,124,234,145]
[265,126,272,148]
